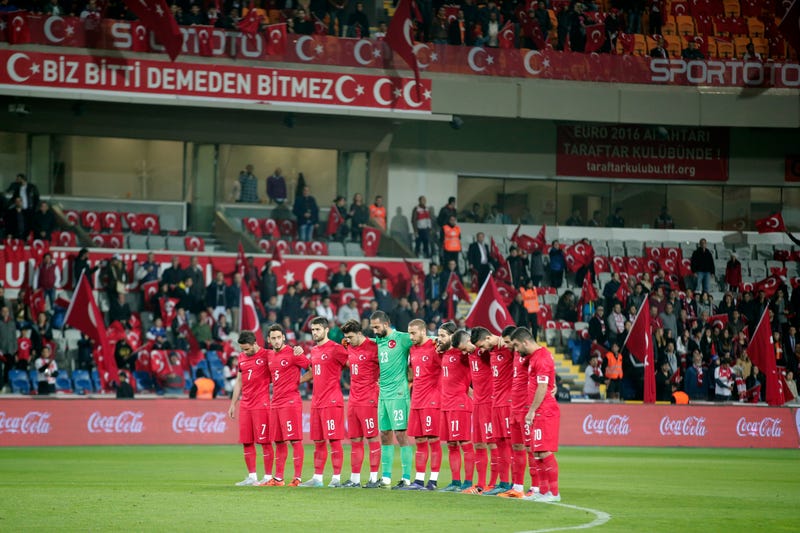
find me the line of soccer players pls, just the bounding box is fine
[228,311,561,501]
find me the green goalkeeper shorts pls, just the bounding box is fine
[378,396,410,431]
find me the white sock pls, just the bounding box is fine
[430,472,439,481]
[331,474,341,483]
[351,473,361,484]
[415,473,425,482]
[382,476,391,485]
[369,472,378,483]
[532,486,540,494]
[263,474,272,481]
[313,474,323,483]
[248,473,258,481]
[513,483,523,492]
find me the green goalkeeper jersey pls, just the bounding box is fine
[376,329,413,398]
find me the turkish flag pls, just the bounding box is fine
[271,243,283,266]
[747,307,786,406]
[137,213,161,234]
[755,212,786,233]
[490,238,512,284]
[159,297,179,328]
[707,314,729,330]
[263,219,281,239]
[130,21,149,52]
[236,241,247,276]
[585,23,606,52]
[623,296,656,403]
[30,239,50,263]
[754,274,783,298]
[615,280,628,305]
[326,205,345,237]
[511,224,542,254]
[579,274,598,306]
[465,276,517,335]
[522,18,546,50]
[237,7,262,35]
[499,21,515,49]
[123,0,183,61]
[180,324,207,366]
[184,236,205,252]
[313,15,328,35]
[779,0,800,56]
[5,11,31,45]
[265,23,287,55]
[141,280,159,305]
[617,32,635,54]
[443,5,459,23]
[81,211,101,232]
[29,288,46,317]
[362,227,381,257]
[240,279,265,346]
[565,241,594,272]
[403,258,425,278]
[447,271,471,303]
[385,0,421,91]
[196,26,214,56]
[493,275,516,306]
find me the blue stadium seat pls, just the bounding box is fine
[55,376,72,393]
[206,351,220,364]
[211,367,225,393]
[11,378,30,394]
[91,369,101,391]
[133,371,154,392]
[9,369,28,383]
[208,358,224,371]
[183,371,192,392]
[28,370,38,384]
[191,361,210,379]
[72,370,93,394]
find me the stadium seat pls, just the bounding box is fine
[258,239,273,253]
[101,211,122,232]
[346,242,365,257]
[91,369,101,391]
[133,370,154,392]
[72,370,93,394]
[64,209,80,226]
[148,235,167,250]
[292,241,310,255]
[633,34,648,56]
[168,237,187,251]
[722,0,740,17]
[715,39,735,59]
[747,17,765,37]
[11,377,31,394]
[675,15,695,36]
[278,219,298,240]
[327,241,345,256]
[81,211,101,232]
[734,37,751,57]
[55,376,72,393]
[662,18,677,36]
[243,217,262,237]
[664,35,683,57]
[752,37,768,57]
[128,234,149,250]
[307,241,329,256]
[184,236,205,252]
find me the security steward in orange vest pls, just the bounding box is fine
[671,384,689,404]
[441,215,462,266]
[369,195,387,230]
[520,281,540,338]
[189,368,218,399]
[603,342,623,400]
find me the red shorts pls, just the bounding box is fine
[440,410,471,442]
[532,412,560,453]
[509,410,531,447]
[310,406,345,441]
[239,408,270,444]
[408,407,440,438]
[347,404,379,439]
[270,405,303,442]
[472,403,493,443]
[491,405,512,440]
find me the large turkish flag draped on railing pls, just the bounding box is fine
[465,275,516,335]
[385,0,421,90]
[747,308,786,406]
[623,295,656,403]
[240,279,265,346]
[122,0,182,60]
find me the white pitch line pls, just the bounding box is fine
[516,502,612,533]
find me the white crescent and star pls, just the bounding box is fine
[295,35,315,61]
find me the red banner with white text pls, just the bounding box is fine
[0,49,431,113]
[556,124,730,181]
[1,400,797,447]
[2,15,800,89]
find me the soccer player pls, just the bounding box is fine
[298,317,349,487]
[340,319,382,488]
[473,326,515,496]
[511,327,561,502]
[402,318,443,490]
[369,310,415,489]
[452,328,493,494]
[498,326,534,499]
[439,325,475,492]
[227,330,273,486]
[266,323,309,487]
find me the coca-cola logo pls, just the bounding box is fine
[172,411,228,434]
[87,411,144,433]
[0,411,52,434]
[582,414,631,436]
[659,416,707,437]
[736,417,783,438]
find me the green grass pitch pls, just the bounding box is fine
[1,445,798,532]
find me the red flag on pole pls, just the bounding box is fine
[585,23,607,52]
[240,279,265,346]
[565,241,594,272]
[326,205,345,237]
[623,295,656,403]
[578,275,598,320]
[385,0,422,92]
[490,238,513,284]
[362,227,381,257]
[754,212,786,233]
[510,225,540,254]
[123,0,183,61]
[236,242,247,276]
[237,6,262,35]
[499,20,515,49]
[465,276,517,335]
[265,22,288,55]
[493,275,516,306]
[445,271,471,320]
[747,307,786,406]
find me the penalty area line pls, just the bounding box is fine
[516,502,611,533]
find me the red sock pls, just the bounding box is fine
[497,439,511,484]
[261,444,273,477]
[461,443,475,484]
[475,447,488,488]
[274,442,288,480]
[527,449,536,483]
[536,458,549,494]
[543,454,559,496]
[351,440,365,474]
[330,440,343,475]
[447,443,461,481]
[430,440,442,472]
[415,441,429,474]
[292,441,304,480]
[512,448,526,486]
[243,443,256,473]
[530,456,541,490]
[368,440,381,473]
[489,446,499,486]
[313,441,328,476]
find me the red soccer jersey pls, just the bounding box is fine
[410,339,442,409]
[528,346,559,416]
[440,348,472,412]
[468,349,493,404]
[347,337,379,407]
[237,347,271,410]
[268,344,310,407]
[491,345,514,408]
[511,351,532,413]
[310,340,348,408]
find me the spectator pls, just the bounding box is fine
[648,1,662,35]
[484,205,508,224]
[603,341,623,400]
[7,173,39,219]
[462,202,482,223]
[347,1,369,37]
[690,239,715,294]
[602,8,621,53]
[467,232,492,286]
[607,207,625,227]
[441,215,462,267]
[607,303,626,345]
[520,280,539,334]
[80,0,101,18]
[259,263,278,304]
[374,279,396,313]
[568,3,588,52]
[109,292,132,324]
[583,355,604,399]
[206,271,228,320]
[660,302,678,339]
[189,368,218,399]
[448,9,467,45]
[369,195,387,231]
[31,201,56,241]
[113,370,134,398]
[329,263,352,291]
[424,263,443,302]
[373,21,388,38]
[184,256,205,305]
[589,305,607,345]
[5,197,28,239]
[684,351,705,401]
[742,42,761,61]
[431,7,449,43]
[266,167,287,205]
[654,205,675,228]
[161,256,183,291]
[44,0,63,15]
[183,3,207,25]
[223,355,238,396]
[411,196,433,258]
[715,356,734,401]
[548,240,566,288]
[682,37,705,60]
[603,272,622,309]
[146,317,169,346]
[437,197,458,237]
[328,195,350,242]
[529,249,545,287]
[33,253,60,308]
[656,360,673,401]
[103,254,128,298]
[226,272,243,326]
[280,283,303,327]
[192,310,214,348]
[725,252,742,292]
[237,164,259,203]
[507,246,528,288]
[564,208,583,226]
[293,8,314,35]
[34,345,57,396]
[336,298,360,326]
[508,292,528,327]
[292,185,319,241]
[348,193,369,242]
[391,297,413,332]
[588,210,603,227]
[136,252,160,285]
[0,305,15,384]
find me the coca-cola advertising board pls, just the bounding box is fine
[1,400,798,447]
